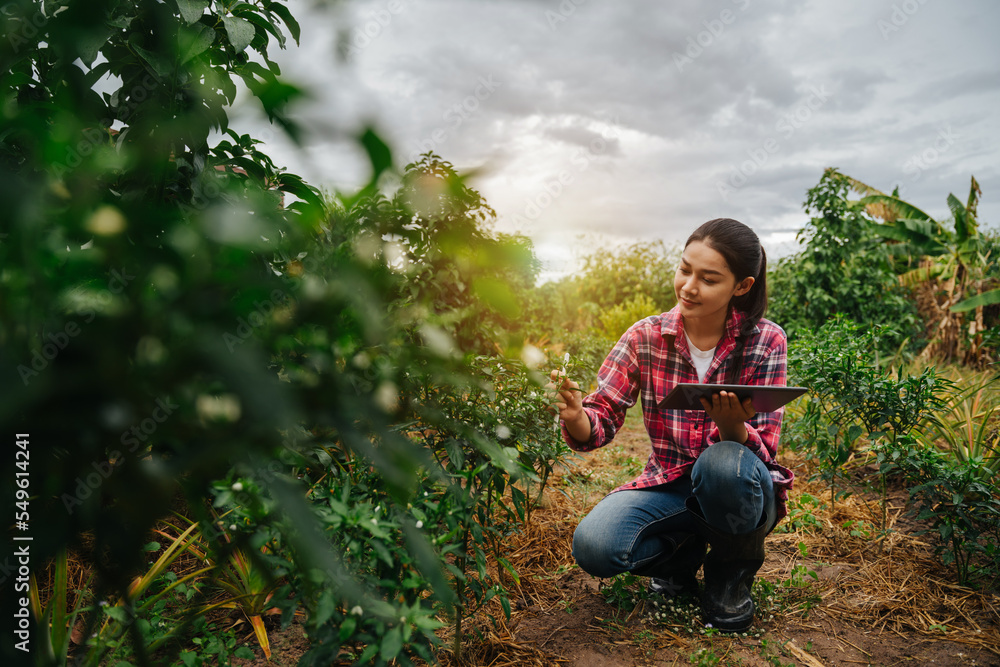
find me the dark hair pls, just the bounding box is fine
[685,218,768,382]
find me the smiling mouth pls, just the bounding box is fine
[680,297,699,306]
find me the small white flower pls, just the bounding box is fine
[415,520,424,529]
[231,482,243,492]
[98,600,108,607]
[371,518,378,525]
[495,424,512,439]
[350,605,363,616]
[229,524,237,531]
[400,616,407,623]
[423,491,429,497]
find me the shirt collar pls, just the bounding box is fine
[660,305,756,344]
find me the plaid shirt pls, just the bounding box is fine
[562,306,794,520]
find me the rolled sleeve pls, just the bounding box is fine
[561,328,641,452]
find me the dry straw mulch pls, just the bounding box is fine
[767,452,1000,656]
[437,438,1000,664]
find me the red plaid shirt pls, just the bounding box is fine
[562,306,794,520]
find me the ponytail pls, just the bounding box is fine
[684,219,768,383]
[727,245,767,383]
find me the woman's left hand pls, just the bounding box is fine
[700,391,755,443]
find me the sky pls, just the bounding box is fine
[235,0,1000,281]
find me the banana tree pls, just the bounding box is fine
[845,174,994,364]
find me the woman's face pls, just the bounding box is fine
[674,240,754,324]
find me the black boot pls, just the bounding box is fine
[646,532,706,599]
[685,498,767,633]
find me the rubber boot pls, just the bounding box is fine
[646,532,706,599]
[685,497,767,633]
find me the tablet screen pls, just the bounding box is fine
[658,383,808,412]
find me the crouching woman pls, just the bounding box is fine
[547,218,793,633]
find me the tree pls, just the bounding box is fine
[767,168,921,354]
[846,173,997,364]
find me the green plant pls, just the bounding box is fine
[768,167,921,355]
[895,444,1000,585]
[29,551,92,667]
[599,573,646,611]
[842,519,874,539]
[688,646,722,666]
[789,316,948,533]
[758,638,795,667]
[787,317,872,511]
[916,369,1000,476]
[774,493,825,534]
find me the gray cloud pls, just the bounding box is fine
[246,0,1000,276]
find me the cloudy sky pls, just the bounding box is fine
[235,0,1000,280]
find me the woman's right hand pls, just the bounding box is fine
[546,370,592,442]
[545,369,581,419]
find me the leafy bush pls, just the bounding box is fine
[596,293,658,342]
[895,445,1000,586]
[788,316,947,529]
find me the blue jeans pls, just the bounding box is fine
[572,441,777,579]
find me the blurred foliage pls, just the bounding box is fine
[521,239,679,339]
[0,1,565,665]
[597,292,658,342]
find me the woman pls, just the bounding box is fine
[548,218,793,633]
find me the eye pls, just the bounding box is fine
[703,278,716,285]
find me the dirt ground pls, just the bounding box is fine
[242,423,1000,666]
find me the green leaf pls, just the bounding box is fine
[357,643,379,664]
[379,626,404,662]
[359,127,393,184]
[223,15,256,53]
[338,615,357,642]
[105,606,132,624]
[950,289,1000,313]
[235,7,285,50]
[179,24,216,63]
[947,192,973,241]
[143,541,161,552]
[176,0,209,25]
[78,26,113,68]
[276,173,322,208]
[234,646,255,659]
[130,41,173,78]
[858,194,935,223]
[269,2,301,45]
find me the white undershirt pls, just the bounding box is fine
[684,332,716,383]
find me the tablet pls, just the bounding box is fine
[658,383,808,412]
